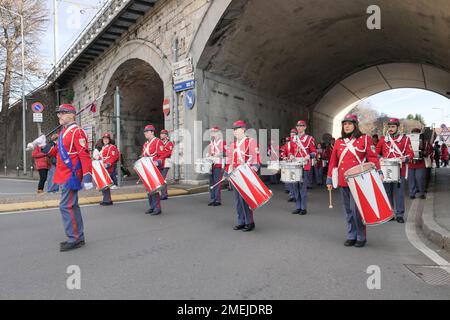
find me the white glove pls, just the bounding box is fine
[83,182,94,190]
[27,134,47,150]
[93,149,101,160]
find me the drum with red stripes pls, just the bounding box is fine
[92,160,113,191]
[134,157,166,194]
[344,163,394,226]
[229,163,273,210]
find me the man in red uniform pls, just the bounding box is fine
[225,120,260,232]
[288,120,317,215]
[141,124,165,215]
[206,126,226,206]
[376,118,414,223]
[267,138,280,185]
[160,129,174,200]
[37,104,93,252]
[95,132,120,206]
[280,136,295,199]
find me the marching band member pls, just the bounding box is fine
[39,104,93,252]
[280,136,294,199]
[160,129,174,200]
[95,132,120,206]
[314,143,325,186]
[225,120,260,232]
[141,124,165,215]
[206,126,226,206]
[284,129,298,201]
[326,114,380,248]
[268,139,280,185]
[288,120,317,215]
[376,118,414,223]
[408,128,430,200]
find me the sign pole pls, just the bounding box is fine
[115,86,122,187]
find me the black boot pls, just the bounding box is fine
[145,209,154,214]
[60,241,84,252]
[344,239,356,247]
[233,224,246,230]
[242,223,255,232]
[354,240,367,248]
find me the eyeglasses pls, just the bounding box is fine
[296,125,306,127]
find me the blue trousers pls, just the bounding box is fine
[340,187,366,242]
[161,168,169,198]
[233,185,254,226]
[307,170,313,188]
[269,173,279,184]
[314,166,323,185]
[285,183,295,198]
[292,171,308,210]
[47,165,59,192]
[209,167,223,203]
[60,187,84,243]
[147,191,161,211]
[102,171,117,203]
[383,177,405,217]
[408,168,426,197]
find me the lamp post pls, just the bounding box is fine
[0,5,27,175]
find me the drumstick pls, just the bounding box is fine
[328,189,333,209]
[210,177,227,190]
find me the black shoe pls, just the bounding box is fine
[60,241,84,252]
[150,210,162,216]
[288,198,295,202]
[242,223,255,232]
[100,201,113,206]
[145,209,154,214]
[396,217,405,223]
[354,240,367,248]
[284,190,290,194]
[292,209,301,214]
[390,216,396,221]
[233,224,246,230]
[160,196,168,200]
[420,195,426,199]
[299,209,307,215]
[208,201,215,206]
[344,239,356,247]
[213,202,221,206]
[60,240,85,247]
[409,195,416,199]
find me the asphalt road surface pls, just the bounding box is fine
[1,184,449,299]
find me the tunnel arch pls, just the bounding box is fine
[193,0,450,140]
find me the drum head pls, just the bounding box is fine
[344,163,375,179]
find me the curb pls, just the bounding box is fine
[417,180,450,254]
[0,188,200,213]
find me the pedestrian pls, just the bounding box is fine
[47,134,60,193]
[326,114,381,248]
[160,129,174,200]
[32,145,51,194]
[441,143,448,167]
[141,124,164,215]
[95,132,120,206]
[434,141,441,168]
[288,120,317,215]
[375,118,414,223]
[206,126,226,206]
[225,120,260,232]
[38,104,93,252]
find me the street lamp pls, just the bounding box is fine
[0,5,27,175]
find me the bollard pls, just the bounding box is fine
[30,166,34,178]
[4,165,6,176]
[16,166,20,177]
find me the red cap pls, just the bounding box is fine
[102,132,111,139]
[296,120,307,126]
[342,114,358,124]
[210,126,221,132]
[388,118,400,126]
[290,128,298,134]
[144,124,156,132]
[232,120,247,129]
[160,129,169,135]
[56,104,77,114]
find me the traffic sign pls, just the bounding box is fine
[174,80,195,93]
[172,57,193,71]
[163,98,170,116]
[31,102,44,113]
[33,113,43,123]
[173,72,195,84]
[184,90,195,110]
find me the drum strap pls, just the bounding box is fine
[145,137,158,158]
[295,135,309,157]
[211,139,222,156]
[386,135,404,158]
[338,138,361,167]
[234,137,250,164]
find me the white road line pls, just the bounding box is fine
[0,192,209,216]
[0,178,36,183]
[405,199,450,272]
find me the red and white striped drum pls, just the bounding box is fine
[92,160,113,191]
[229,163,273,210]
[344,162,394,226]
[134,157,166,194]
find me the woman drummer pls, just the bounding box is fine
[326,114,381,248]
[95,132,120,206]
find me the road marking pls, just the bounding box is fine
[405,199,450,272]
[0,192,209,216]
[0,178,36,183]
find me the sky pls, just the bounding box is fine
[12,0,450,126]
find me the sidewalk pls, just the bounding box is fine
[418,167,450,254]
[0,181,210,213]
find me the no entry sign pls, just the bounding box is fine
[163,98,170,116]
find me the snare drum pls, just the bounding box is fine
[164,158,173,168]
[280,161,303,183]
[380,158,401,183]
[344,163,394,226]
[92,160,113,191]
[267,160,280,172]
[194,158,213,174]
[133,157,166,194]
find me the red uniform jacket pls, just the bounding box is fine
[46,123,92,184]
[376,134,414,177]
[323,143,334,161]
[161,140,174,168]
[441,146,449,161]
[225,137,260,172]
[287,134,317,171]
[207,138,226,169]
[32,146,50,170]
[101,144,120,174]
[141,137,164,167]
[315,148,325,168]
[268,144,280,161]
[327,134,380,188]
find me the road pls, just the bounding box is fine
[0,183,449,299]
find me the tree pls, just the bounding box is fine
[0,0,48,167]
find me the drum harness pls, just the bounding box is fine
[385,134,410,184]
[294,135,311,165]
[210,138,225,167]
[334,137,369,185]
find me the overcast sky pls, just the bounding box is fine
[32,1,450,126]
